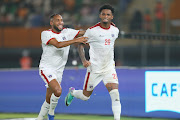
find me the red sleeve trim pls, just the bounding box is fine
[46,38,55,45]
[74,30,80,38]
[89,22,100,29]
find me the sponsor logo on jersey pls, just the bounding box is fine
[62,37,66,40]
[99,35,104,37]
[48,75,52,78]
[89,85,93,88]
[145,71,180,113]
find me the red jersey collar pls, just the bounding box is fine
[99,22,111,30]
[50,28,66,34]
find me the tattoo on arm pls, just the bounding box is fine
[78,43,86,62]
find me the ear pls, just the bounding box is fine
[111,15,114,20]
[50,20,53,26]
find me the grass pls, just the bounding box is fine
[0,113,177,120]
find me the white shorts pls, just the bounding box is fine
[83,68,119,91]
[39,69,63,88]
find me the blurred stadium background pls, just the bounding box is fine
[0,0,180,120]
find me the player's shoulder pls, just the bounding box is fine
[110,23,119,33]
[62,28,76,33]
[62,27,70,31]
[41,29,52,36]
[88,22,118,30]
[41,29,51,33]
[110,23,119,30]
[89,22,101,30]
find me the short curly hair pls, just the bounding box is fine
[50,13,60,20]
[99,4,114,15]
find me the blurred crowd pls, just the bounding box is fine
[0,0,119,28]
[0,0,179,68]
[129,1,165,33]
[0,0,177,33]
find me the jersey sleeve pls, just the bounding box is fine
[41,31,55,45]
[83,28,92,43]
[115,28,119,39]
[66,28,80,40]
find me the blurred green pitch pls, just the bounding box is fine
[0,113,177,120]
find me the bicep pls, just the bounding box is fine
[48,38,60,48]
[78,43,86,52]
[78,43,90,52]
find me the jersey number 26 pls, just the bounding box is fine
[105,39,111,45]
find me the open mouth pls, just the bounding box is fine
[103,19,108,22]
[58,25,63,30]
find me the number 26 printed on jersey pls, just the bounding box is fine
[112,73,118,79]
[105,39,111,45]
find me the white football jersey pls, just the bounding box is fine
[39,28,79,72]
[84,22,119,73]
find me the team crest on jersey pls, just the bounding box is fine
[89,85,93,89]
[111,34,114,37]
[48,75,52,78]
[62,37,66,40]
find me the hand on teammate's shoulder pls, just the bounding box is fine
[75,37,88,44]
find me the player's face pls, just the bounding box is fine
[99,9,113,24]
[50,15,64,32]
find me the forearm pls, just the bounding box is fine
[49,37,87,48]
[57,39,77,48]
[78,43,87,62]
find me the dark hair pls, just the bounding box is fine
[99,4,114,14]
[50,13,60,20]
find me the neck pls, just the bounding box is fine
[52,28,61,33]
[100,22,111,28]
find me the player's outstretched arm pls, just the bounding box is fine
[78,43,91,68]
[48,37,88,48]
[76,30,85,38]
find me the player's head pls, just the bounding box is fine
[50,13,64,32]
[99,4,114,24]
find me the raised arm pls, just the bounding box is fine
[48,37,87,48]
[78,43,91,68]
